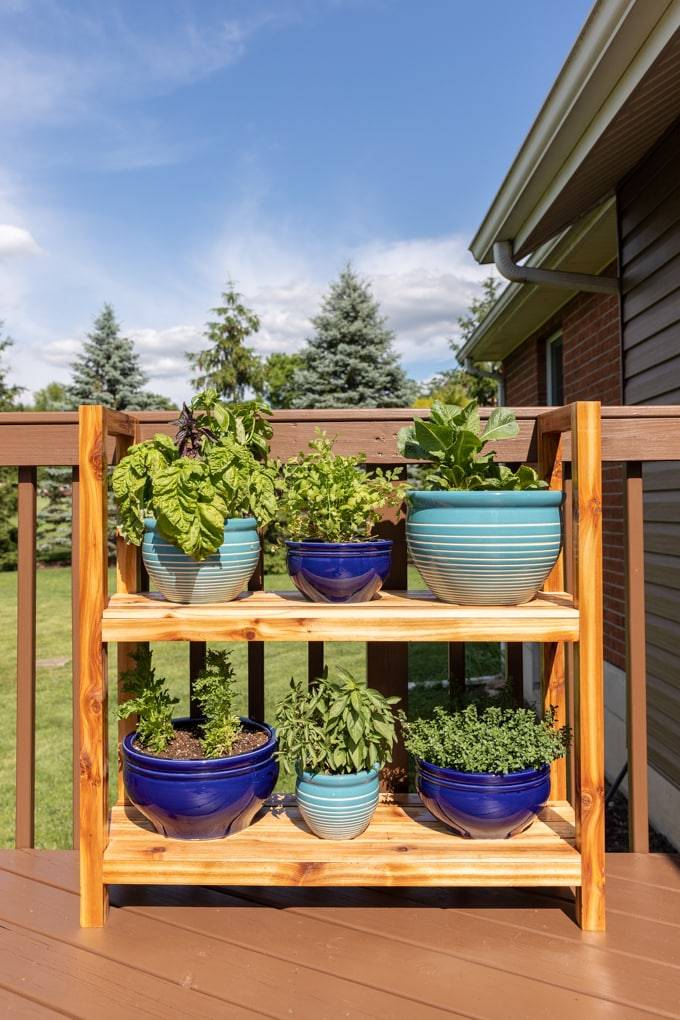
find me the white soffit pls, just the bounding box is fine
[462,199,617,362]
[470,0,680,263]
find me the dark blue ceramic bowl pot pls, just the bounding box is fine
[415,760,551,839]
[122,717,278,840]
[285,539,392,603]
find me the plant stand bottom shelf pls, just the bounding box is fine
[103,795,581,888]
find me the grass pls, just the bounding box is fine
[0,566,501,848]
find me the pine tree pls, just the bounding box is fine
[0,326,24,570]
[292,265,413,408]
[69,303,173,410]
[187,282,263,400]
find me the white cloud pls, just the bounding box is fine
[0,224,40,257]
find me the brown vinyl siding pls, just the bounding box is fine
[619,117,680,791]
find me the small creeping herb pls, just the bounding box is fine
[397,400,546,491]
[118,646,178,753]
[275,666,404,775]
[112,389,278,560]
[193,650,242,758]
[280,431,406,542]
[403,704,568,774]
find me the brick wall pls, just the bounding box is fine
[504,288,625,670]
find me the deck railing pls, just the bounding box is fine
[3,405,680,853]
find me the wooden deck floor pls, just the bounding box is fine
[0,851,678,1019]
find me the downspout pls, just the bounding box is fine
[493,240,619,295]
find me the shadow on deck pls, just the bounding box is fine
[0,850,678,1019]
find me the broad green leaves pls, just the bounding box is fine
[111,391,277,560]
[397,400,546,492]
[275,665,405,776]
[281,431,407,542]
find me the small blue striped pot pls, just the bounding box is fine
[415,759,551,839]
[406,490,564,605]
[296,766,381,839]
[285,539,392,603]
[142,516,260,604]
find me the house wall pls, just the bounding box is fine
[504,287,625,672]
[618,117,680,793]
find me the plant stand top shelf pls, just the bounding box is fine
[102,589,579,643]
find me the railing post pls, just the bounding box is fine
[571,401,605,932]
[78,406,109,927]
[15,465,37,849]
[624,462,649,852]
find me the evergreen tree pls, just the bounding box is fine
[69,303,173,410]
[33,383,73,563]
[292,265,413,408]
[261,351,304,409]
[187,282,263,400]
[0,326,24,570]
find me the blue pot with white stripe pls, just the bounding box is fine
[142,516,260,604]
[296,766,381,839]
[406,490,564,605]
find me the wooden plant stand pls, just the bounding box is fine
[78,402,605,931]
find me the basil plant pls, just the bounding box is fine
[112,389,278,560]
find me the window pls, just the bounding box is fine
[546,334,564,406]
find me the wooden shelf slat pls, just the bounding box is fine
[102,589,579,644]
[103,797,581,888]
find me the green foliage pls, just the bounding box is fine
[192,650,242,758]
[188,281,263,401]
[261,352,305,409]
[275,666,403,776]
[280,431,406,542]
[292,264,414,409]
[397,400,546,491]
[69,303,172,410]
[112,389,277,559]
[403,704,569,774]
[117,647,178,753]
[0,330,24,571]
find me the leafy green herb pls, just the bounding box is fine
[192,650,242,758]
[280,431,406,542]
[397,400,546,491]
[112,389,278,559]
[275,666,404,775]
[402,704,569,774]
[117,646,178,753]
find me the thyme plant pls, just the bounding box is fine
[280,431,406,542]
[275,666,403,775]
[192,650,242,758]
[117,646,178,754]
[403,704,569,775]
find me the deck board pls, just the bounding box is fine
[101,589,580,643]
[0,851,678,1020]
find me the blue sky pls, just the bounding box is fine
[0,0,593,404]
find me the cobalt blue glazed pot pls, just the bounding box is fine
[142,516,260,604]
[406,490,564,605]
[296,766,381,839]
[285,539,392,603]
[415,759,551,839]
[121,717,278,839]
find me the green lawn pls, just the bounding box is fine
[0,567,501,848]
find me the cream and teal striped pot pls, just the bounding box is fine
[142,516,260,604]
[406,490,564,606]
[296,765,380,840]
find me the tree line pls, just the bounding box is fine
[0,265,499,567]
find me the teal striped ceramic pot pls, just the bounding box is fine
[142,516,260,604]
[296,765,380,840]
[406,490,565,606]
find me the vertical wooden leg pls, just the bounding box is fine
[506,642,524,706]
[572,402,605,932]
[308,643,324,685]
[367,642,408,791]
[542,642,567,800]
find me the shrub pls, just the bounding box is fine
[402,703,568,774]
[397,400,546,491]
[275,666,403,775]
[280,431,406,542]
